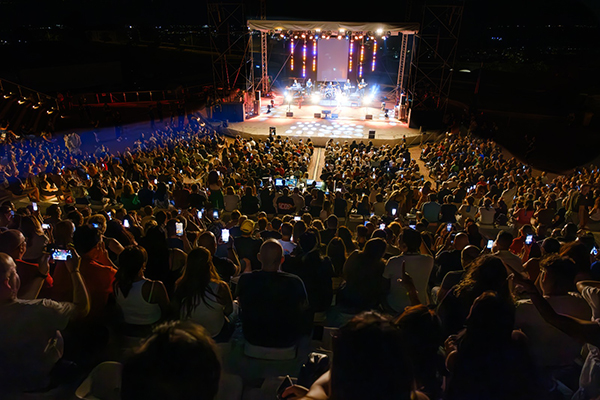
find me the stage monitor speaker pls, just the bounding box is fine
[269,127,276,135]
[286,112,294,117]
[368,130,376,139]
[314,113,321,118]
[254,91,261,101]
[365,114,373,120]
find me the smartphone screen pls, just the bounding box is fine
[213,210,219,220]
[592,247,598,256]
[123,219,130,228]
[447,223,452,232]
[487,239,494,249]
[222,229,230,243]
[197,210,202,219]
[294,216,301,221]
[379,223,385,230]
[32,202,38,211]
[52,249,72,261]
[392,208,397,216]
[525,235,533,245]
[364,221,369,226]
[107,211,112,220]
[42,223,50,230]
[92,223,100,229]
[175,222,184,236]
[409,224,416,230]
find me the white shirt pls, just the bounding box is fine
[181,282,225,337]
[494,250,524,274]
[515,294,590,367]
[383,253,434,312]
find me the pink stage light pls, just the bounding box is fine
[359,43,365,78]
[372,40,377,71]
[302,40,307,77]
[290,38,294,71]
[349,39,354,72]
[312,40,317,72]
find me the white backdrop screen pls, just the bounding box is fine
[317,39,349,82]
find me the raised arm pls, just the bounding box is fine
[511,274,600,347]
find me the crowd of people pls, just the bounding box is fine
[0,119,599,400]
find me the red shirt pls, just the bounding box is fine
[16,259,53,299]
[51,255,116,323]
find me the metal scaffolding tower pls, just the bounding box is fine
[407,0,464,114]
[207,1,250,99]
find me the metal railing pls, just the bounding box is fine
[0,78,58,107]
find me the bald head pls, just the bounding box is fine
[258,240,284,272]
[0,253,15,278]
[0,230,26,259]
[453,233,469,251]
[197,231,217,255]
[461,245,481,270]
[0,253,18,301]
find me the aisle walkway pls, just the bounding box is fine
[308,147,326,181]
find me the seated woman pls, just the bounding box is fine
[173,247,234,342]
[20,215,50,263]
[113,245,170,338]
[282,311,429,400]
[445,291,543,400]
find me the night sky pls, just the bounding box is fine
[0,0,598,30]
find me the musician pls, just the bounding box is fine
[344,79,352,95]
[358,79,367,97]
[306,79,313,95]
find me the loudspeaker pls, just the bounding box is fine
[254,91,261,101]
[365,114,373,120]
[269,127,276,135]
[314,113,321,118]
[368,130,376,139]
[286,112,294,117]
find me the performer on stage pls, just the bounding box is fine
[344,79,353,95]
[358,79,368,97]
[306,79,313,95]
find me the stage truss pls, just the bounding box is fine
[247,20,420,100]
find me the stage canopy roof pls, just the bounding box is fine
[247,20,419,35]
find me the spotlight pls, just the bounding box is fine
[294,35,298,39]
[376,29,383,35]
[315,28,321,33]
[312,94,320,104]
[301,33,306,38]
[286,95,292,103]
[337,35,342,40]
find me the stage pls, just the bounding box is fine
[226,91,421,146]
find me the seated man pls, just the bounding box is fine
[0,230,53,299]
[236,240,310,348]
[0,251,89,394]
[52,225,117,324]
